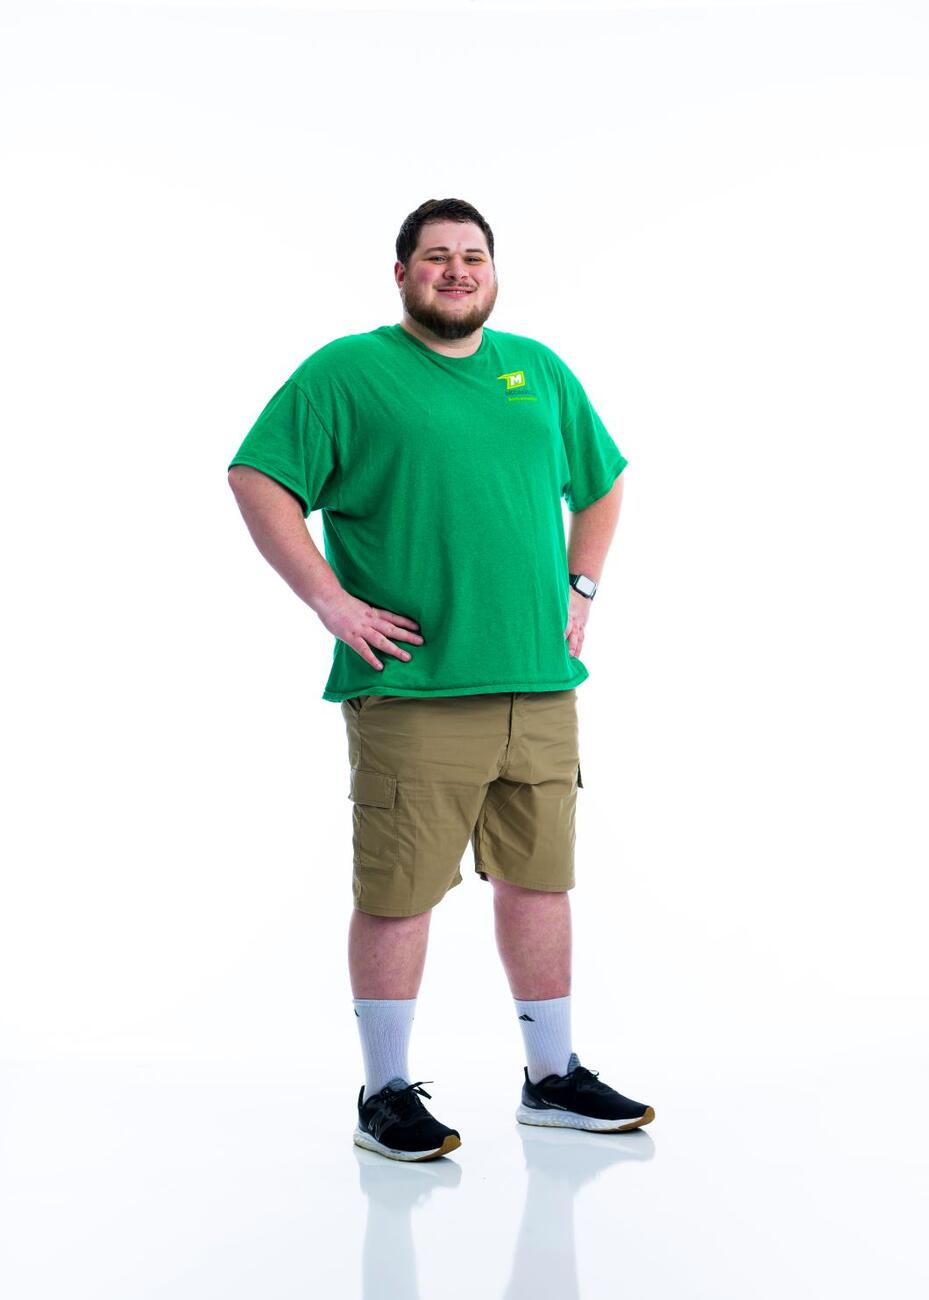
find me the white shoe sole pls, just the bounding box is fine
[353,1125,461,1162]
[515,1103,655,1133]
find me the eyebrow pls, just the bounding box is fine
[420,245,487,255]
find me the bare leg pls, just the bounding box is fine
[491,878,572,999]
[348,907,432,999]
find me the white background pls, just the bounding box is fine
[1,2,927,1297]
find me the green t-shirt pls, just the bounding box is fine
[228,324,627,702]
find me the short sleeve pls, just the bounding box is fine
[555,358,627,512]
[227,378,339,517]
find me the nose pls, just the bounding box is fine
[442,256,471,281]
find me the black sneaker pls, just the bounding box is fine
[516,1053,655,1133]
[354,1078,462,1162]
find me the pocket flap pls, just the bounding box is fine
[349,767,397,808]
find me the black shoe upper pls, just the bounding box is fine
[521,1061,649,1122]
[357,1080,460,1152]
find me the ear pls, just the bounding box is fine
[394,260,406,288]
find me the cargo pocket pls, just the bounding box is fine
[348,767,399,868]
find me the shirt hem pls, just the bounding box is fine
[323,670,589,703]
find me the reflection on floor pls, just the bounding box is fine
[1,1017,925,1300]
[357,1123,655,1300]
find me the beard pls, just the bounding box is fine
[400,278,498,340]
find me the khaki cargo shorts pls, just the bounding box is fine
[341,689,583,917]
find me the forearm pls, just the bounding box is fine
[566,473,624,582]
[227,465,343,613]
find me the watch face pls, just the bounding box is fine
[573,574,596,597]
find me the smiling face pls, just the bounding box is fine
[395,219,498,345]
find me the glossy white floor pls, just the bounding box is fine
[3,996,926,1300]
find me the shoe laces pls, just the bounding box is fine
[570,1064,613,1095]
[381,1080,434,1117]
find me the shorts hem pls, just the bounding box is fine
[475,864,575,892]
[353,872,463,918]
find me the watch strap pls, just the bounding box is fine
[569,573,598,600]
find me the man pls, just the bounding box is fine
[227,198,654,1163]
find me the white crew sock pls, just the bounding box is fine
[353,997,417,1101]
[514,995,574,1083]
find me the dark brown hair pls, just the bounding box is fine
[395,198,495,266]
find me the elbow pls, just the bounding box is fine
[227,465,251,497]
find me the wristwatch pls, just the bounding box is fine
[569,572,598,601]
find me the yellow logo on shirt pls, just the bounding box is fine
[497,371,526,391]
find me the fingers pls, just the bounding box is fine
[376,609,425,645]
[352,608,425,672]
[351,631,403,672]
[371,610,425,650]
[380,609,421,632]
[376,616,426,642]
[565,619,585,658]
[352,636,384,671]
